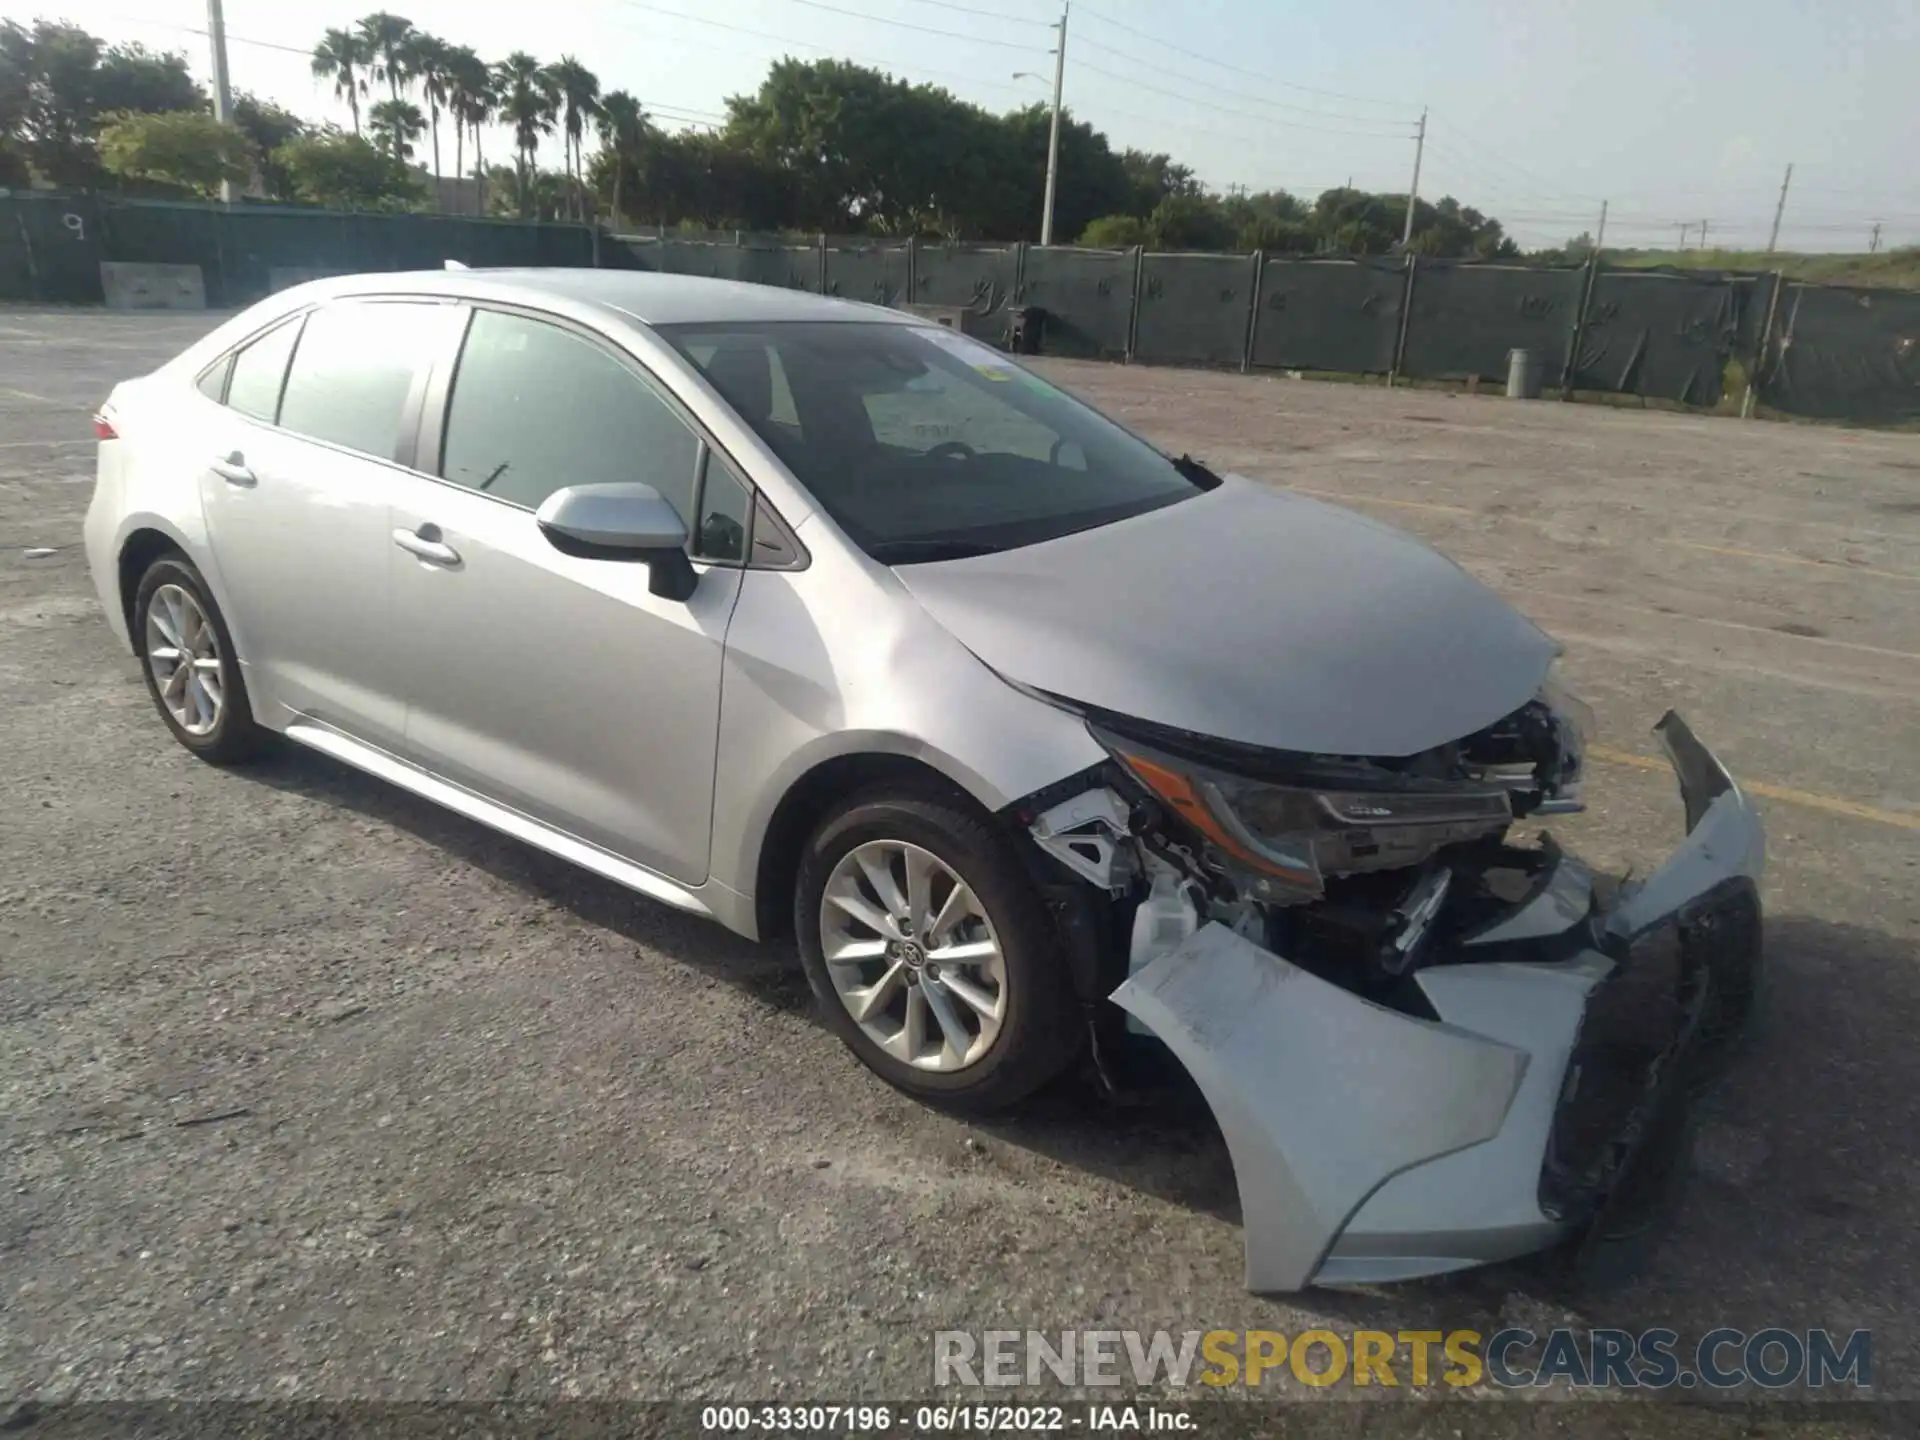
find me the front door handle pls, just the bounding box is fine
[210,451,255,486]
[392,525,461,567]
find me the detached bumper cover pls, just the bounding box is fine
[1110,712,1764,1293]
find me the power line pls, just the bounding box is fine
[1424,123,1609,202]
[612,0,1038,98]
[1070,34,1416,125]
[105,15,311,59]
[881,0,1052,26]
[775,0,1047,52]
[1072,59,1419,138]
[1073,2,1404,107]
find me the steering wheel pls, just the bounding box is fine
[925,440,976,462]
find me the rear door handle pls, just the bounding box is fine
[210,451,255,486]
[392,525,461,567]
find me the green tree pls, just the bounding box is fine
[275,130,420,209]
[404,31,450,184]
[483,160,569,220]
[0,23,29,141]
[1119,149,1201,218]
[3,20,103,185]
[310,27,369,135]
[1146,193,1233,250]
[985,104,1131,241]
[97,109,252,197]
[232,91,307,200]
[546,55,600,221]
[594,89,645,228]
[725,58,1026,235]
[442,45,493,212]
[608,126,790,230]
[1237,214,1319,253]
[1077,214,1149,248]
[367,97,425,163]
[494,51,557,217]
[92,42,202,116]
[357,12,416,107]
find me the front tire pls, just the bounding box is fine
[795,788,1081,1113]
[133,554,266,764]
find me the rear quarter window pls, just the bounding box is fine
[222,318,301,423]
[277,301,440,461]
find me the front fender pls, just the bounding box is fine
[707,556,1106,926]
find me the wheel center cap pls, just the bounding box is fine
[900,940,925,968]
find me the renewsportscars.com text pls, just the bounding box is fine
[933,1327,1872,1391]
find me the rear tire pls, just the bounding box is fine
[795,787,1081,1113]
[132,554,267,765]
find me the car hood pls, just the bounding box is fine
[892,477,1557,758]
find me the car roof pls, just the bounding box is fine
[305,267,921,328]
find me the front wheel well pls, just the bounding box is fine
[116,528,185,647]
[752,753,980,942]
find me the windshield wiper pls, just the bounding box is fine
[868,538,1003,564]
[1171,452,1223,489]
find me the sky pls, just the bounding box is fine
[28,0,1920,252]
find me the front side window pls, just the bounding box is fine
[278,301,439,461]
[661,320,1203,563]
[439,309,702,518]
[694,450,753,562]
[223,317,302,423]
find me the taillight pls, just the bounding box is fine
[93,412,117,440]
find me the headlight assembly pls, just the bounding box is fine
[1097,730,1513,902]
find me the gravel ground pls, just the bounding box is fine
[2,307,1916,1423]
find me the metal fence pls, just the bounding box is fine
[0,193,593,309]
[609,230,1916,423]
[3,194,1914,425]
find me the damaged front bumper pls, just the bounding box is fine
[1108,713,1765,1293]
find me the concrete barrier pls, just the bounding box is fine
[99,262,206,310]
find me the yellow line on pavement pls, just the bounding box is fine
[1283,485,1476,517]
[1661,538,1920,585]
[1588,745,1920,831]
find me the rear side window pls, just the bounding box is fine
[224,318,301,422]
[195,356,231,403]
[439,308,702,517]
[278,301,438,461]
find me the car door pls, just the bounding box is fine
[386,304,750,885]
[197,298,453,752]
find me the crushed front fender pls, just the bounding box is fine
[1110,711,1765,1293]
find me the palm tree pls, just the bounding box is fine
[368,98,426,163]
[311,27,370,134]
[443,45,493,215]
[595,90,645,230]
[357,12,416,107]
[404,31,451,187]
[545,56,600,222]
[494,51,557,218]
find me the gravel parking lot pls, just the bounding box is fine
[3,306,1916,1417]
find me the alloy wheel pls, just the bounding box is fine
[145,583,224,736]
[819,839,1008,1072]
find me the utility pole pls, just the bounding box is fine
[1698,218,1709,252]
[1039,2,1068,246]
[1870,221,1882,254]
[1594,199,1608,255]
[1400,107,1427,250]
[1765,163,1792,252]
[1676,221,1689,250]
[206,0,235,204]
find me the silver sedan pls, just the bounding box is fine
[85,269,1764,1291]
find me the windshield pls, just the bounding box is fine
[656,320,1210,563]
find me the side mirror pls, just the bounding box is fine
[536,483,697,601]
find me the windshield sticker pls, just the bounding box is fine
[915,325,1021,380]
